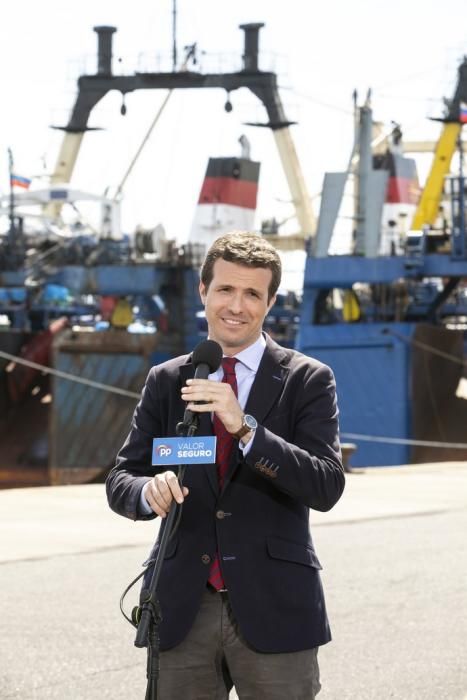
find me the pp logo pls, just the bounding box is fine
[156,444,172,457]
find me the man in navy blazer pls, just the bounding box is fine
[106,231,344,699]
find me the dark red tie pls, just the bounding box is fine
[208,357,238,591]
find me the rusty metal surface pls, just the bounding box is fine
[411,323,467,462]
[49,331,157,484]
[0,327,182,487]
[0,331,51,488]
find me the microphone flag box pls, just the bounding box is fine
[152,436,217,466]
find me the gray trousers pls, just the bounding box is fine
[158,586,321,700]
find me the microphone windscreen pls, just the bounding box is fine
[192,339,223,373]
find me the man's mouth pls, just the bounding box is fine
[222,317,245,326]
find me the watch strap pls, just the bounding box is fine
[231,414,257,439]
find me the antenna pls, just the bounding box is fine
[7,147,16,238]
[172,0,177,71]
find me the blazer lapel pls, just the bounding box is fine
[243,338,289,423]
[178,361,218,496]
[221,335,290,492]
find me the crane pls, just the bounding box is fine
[411,57,467,230]
[44,24,315,240]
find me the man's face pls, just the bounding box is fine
[199,259,276,355]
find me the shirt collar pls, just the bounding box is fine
[230,334,266,372]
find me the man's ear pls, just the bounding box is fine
[199,281,206,305]
[267,294,277,313]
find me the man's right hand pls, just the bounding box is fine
[143,471,189,518]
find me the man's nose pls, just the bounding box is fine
[228,293,243,313]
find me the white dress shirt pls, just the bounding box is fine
[208,332,266,452]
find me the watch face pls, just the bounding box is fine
[244,414,257,430]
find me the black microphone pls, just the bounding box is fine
[182,340,223,429]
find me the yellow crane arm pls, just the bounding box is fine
[44,133,85,219]
[272,127,316,236]
[411,122,461,230]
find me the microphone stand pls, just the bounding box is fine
[134,416,199,700]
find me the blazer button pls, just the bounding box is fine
[216,510,225,519]
[201,554,211,565]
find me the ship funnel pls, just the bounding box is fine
[239,23,265,72]
[93,25,117,76]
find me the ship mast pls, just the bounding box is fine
[172,0,177,71]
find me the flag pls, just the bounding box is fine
[10,174,31,189]
[459,101,467,124]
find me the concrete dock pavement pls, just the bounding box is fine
[1,461,466,698]
[3,460,466,563]
[1,481,154,563]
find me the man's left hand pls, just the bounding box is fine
[181,378,243,435]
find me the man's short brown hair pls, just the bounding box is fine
[200,231,282,302]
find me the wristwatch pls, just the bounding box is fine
[231,414,258,439]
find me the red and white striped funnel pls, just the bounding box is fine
[189,152,260,246]
[374,150,421,254]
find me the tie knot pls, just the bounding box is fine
[222,357,237,376]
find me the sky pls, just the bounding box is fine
[2,0,467,252]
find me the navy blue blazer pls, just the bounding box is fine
[106,334,344,653]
